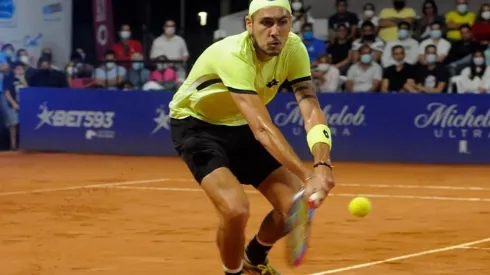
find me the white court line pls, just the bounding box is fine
[109,186,490,202]
[458,246,490,251]
[307,237,490,275]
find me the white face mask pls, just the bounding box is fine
[19,55,29,65]
[473,56,485,66]
[317,63,330,71]
[364,10,374,18]
[165,27,175,35]
[292,2,302,11]
[157,63,166,70]
[66,66,75,75]
[106,62,115,69]
[482,11,490,20]
[120,30,131,39]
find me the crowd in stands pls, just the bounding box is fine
[291,0,490,94]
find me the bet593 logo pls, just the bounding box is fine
[35,103,115,130]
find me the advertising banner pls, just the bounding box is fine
[92,0,114,61]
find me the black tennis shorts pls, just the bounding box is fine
[170,117,282,187]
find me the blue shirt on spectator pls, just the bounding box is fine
[0,52,7,92]
[94,65,127,90]
[303,36,326,63]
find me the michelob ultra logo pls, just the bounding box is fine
[414,103,490,128]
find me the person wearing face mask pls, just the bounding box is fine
[346,45,382,92]
[328,24,353,75]
[445,24,479,76]
[414,0,446,41]
[148,55,179,91]
[93,50,127,90]
[301,23,326,63]
[381,46,416,92]
[415,45,449,93]
[378,0,417,42]
[16,49,36,82]
[126,52,150,89]
[358,3,379,29]
[2,44,16,66]
[328,0,359,42]
[112,24,143,69]
[29,58,68,88]
[311,54,340,92]
[291,0,314,30]
[40,48,61,70]
[382,21,419,68]
[445,0,476,41]
[350,21,384,64]
[458,50,490,93]
[418,21,452,64]
[472,4,490,43]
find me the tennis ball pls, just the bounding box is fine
[348,197,371,217]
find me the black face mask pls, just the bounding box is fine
[363,34,376,41]
[394,0,405,10]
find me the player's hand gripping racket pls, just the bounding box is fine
[285,189,319,267]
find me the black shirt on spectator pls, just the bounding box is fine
[416,64,449,91]
[328,12,359,31]
[444,40,479,65]
[29,69,69,88]
[383,63,415,92]
[328,39,353,64]
[3,74,20,106]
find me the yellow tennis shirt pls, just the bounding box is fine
[169,31,312,126]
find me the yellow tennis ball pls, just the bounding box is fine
[348,197,371,217]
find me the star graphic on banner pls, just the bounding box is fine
[35,102,52,129]
[152,105,170,134]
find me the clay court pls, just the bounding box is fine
[1,153,489,274]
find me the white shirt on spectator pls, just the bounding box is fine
[150,35,189,60]
[352,37,385,53]
[459,66,490,93]
[418,38,451,57]
[382,38,419,68]
[346,62,382,92]
[315,65,341,92]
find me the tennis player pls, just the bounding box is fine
[169,0,335,274]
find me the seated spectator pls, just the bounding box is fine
[301,23,326,63]
[93,50,127,90]
[120,80,135,91]
[69,52,94,78]
[149,55,179,90]
[2,43,16,66]
[112,24,143,69]
[458,49,490,93]
[378,0,416,42]
[345,45,382,92]
[16,49,36,81]
[328,23,353,75]
[291,0,314,34]
[419,21,451,64]
[29,58,68,88]
[445,0,476,41]
[312,54,340,92]
[445,24,480,75]
[351,21,384,63]
[414,0,446,41]
[40,47,60,70]
[381,46,416,92]
[358,3,379,29]
[126,52,150,89]
[1,63,26,150]
[472,4,490,43]
[414,45,449,93]
[328,0,359,42]
[382,21,419,68]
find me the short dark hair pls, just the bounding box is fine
[459,23,472,31]
[359,44,372,53]
[398,21,410,28]
[392,45,405,53]
[361,21,375,29]
[104,49,115,56]
[425,44,436,52]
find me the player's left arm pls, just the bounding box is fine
[288,42,334,195]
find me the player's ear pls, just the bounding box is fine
[245,15,253,35]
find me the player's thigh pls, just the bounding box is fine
[257,166,302,215]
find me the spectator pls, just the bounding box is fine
[312,54,340,92]
[301,23,326,63]
[358,3,379,29]
[68,52,94,78]
[378,0,416,42]
[345,45,382,92]
[16,49,36,81]
[351,21,384,63]
[2,44,16,66]
[93,50,127,90]
[120,80,135,91]
[419,21,451,64]
[472,4,490,43]
[445,24,479,76]
[381,46,416,92]
[112,24,143,69]
[445,0,476,41]
[0,49,8,76]
[76,48,87,62]
[291,0,314,34]
[126,52,150,89]
[382,21,419,67]
[458,49,490,93]
[29,58,68,88]
[40,47,60,70]
[328,23,353,75]
[415,45,449,93]
[414,0,446,41]
[328,0,359,42]
[149,55,179,90]
[1,63,26,150]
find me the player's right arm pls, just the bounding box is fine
[216,53,313,183]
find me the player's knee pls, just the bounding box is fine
[220,199,250,229]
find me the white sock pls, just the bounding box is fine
[223,262,243,273]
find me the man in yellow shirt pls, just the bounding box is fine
[445,0,476,41]
[378,0,417,42]
[169,0,335,274]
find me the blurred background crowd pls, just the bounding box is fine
[1,0,490,150]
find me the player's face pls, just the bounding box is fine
[246,7,292,59]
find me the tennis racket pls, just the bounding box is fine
[285,189,317,267]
